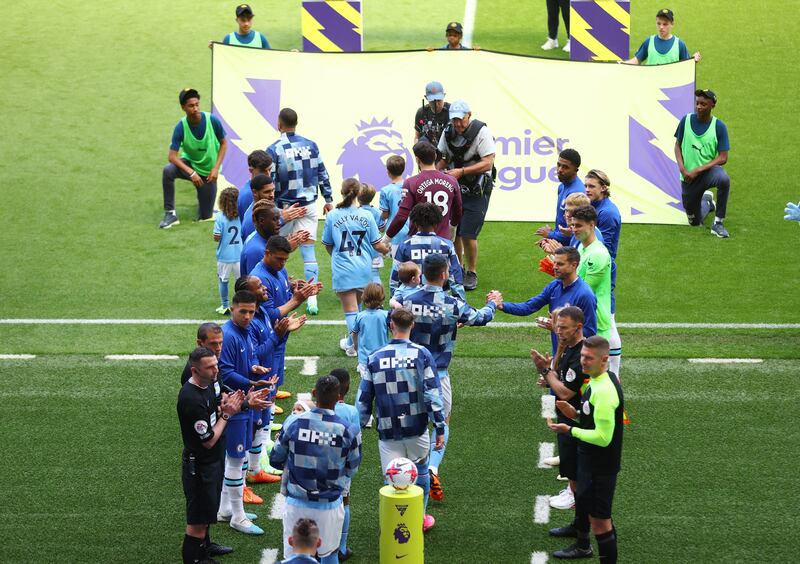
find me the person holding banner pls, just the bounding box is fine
[160,88,228,229]
[674,89,731,238]
[267,107,334,315]
[437,101,496,291]
[322,179,390,357]
[213,4,271,49]
[622,8,701,65]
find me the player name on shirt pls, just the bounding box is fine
[332,214,373,229]
[414,176,457,194]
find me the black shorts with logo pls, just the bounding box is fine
[182,454,224,525]
[456,189,492,239]
[575,462,617,519]
[556,430,579,480]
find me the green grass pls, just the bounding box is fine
[1,0,799,562]
[2,355,798,563]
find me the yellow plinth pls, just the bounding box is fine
[379,484,424,564]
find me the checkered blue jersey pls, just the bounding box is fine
[267,132,333,206]
[402,285,496,370]
[269,407,362,508]
[392,283,423,303]
[219,320,256,420]
[356,339,445,441]
[391,232,465,299]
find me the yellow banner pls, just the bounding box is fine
[212,45,695,224]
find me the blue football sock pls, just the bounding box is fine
[320,552,339,564]
[345,311,357,348]
[339,504,350,553]
[300,244,319,282]
[416,461,430,510]
[218,279,229,307]
[429,424,449,474]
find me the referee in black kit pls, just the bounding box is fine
[178,347,243,563]
[548,336,624,563]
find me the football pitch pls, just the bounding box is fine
[2,0,799,563]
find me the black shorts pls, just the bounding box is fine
[556,431,578,480]
[456,190,492,239]
[182,456,224,525]
[575,465,617,520]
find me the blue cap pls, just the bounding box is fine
[425,81,445,102]
[449,100,470,120]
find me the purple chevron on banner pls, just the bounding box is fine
[628,116,683,211]
[302,1,362,52]
[244,79,281,130]
[659,83,694,120]
[212,103,250,190]
[570,0,630,61]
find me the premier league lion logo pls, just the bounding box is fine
[393,523,411,544]
[337,118,414,189]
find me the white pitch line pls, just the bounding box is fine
[533,495,551,524]
[285,356,320,375]
[530,551,548,564]
[269,493,285,520]
[462,0,478,47]
[0,354,36,359]
[104,354,179,360]
[1,319,798,329]
[688,358,764,364]
[259,548,279,564]
[537,442,555,469]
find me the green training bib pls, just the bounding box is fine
[645,34,680,65]
[179,112,220,177]
[680,115,718,180]
[227,31,264,48]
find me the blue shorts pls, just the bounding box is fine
[273,349,286,387]
[225,415,252,459]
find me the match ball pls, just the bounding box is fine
[385,457,418,491]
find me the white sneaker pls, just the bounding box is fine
[230,516,264,535]
[339,337,350,351]
[218,510,258,522]
[563,39,571,53]
[556,474,569,482]
[541,37,559,50]
[345,346,357,358]
[549,487,575,510]
[543,455,560,467]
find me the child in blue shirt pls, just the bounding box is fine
[213,187,243,314]
[378,156,409,264]
[329,368,361,561]
[357,183,386,283]
[352,283,390,374]
[390,262,422,309]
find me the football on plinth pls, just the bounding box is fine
[385,457,418,491]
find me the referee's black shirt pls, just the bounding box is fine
[556,340,587,421]
[177,381,224,464]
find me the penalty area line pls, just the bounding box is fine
[0,354,36,359]
[537,442,556,469]
[259,548,279,564]
[533,495,551,524]
[530,551,548,564]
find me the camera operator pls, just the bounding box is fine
[414,81,450,147]
[436,100,496,291]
